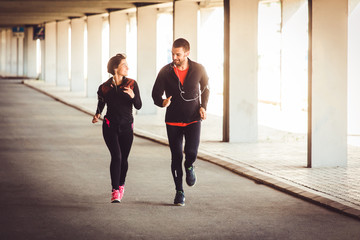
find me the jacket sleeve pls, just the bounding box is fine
[152,69,166,108]
[95,85,106,115]
[199,65,210,110]
[132,81,142,110]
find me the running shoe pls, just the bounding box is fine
[111,189,120,203]
[119,185,125,201]
[174,191,185,206]
[186,166,196,186]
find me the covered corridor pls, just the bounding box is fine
[1,0,360,168]
[1,78,360,239]
[1,0,360,216]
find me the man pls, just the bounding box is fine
[152,38,210,206]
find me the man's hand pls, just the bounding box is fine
[199,107,207,120]
[163,96,172,107]
[92,113,101,123]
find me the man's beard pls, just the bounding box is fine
[173,59,184,67]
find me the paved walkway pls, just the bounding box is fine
[23,79,360,220]
[3,79,360,239]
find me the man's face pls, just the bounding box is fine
[172,47,189,67]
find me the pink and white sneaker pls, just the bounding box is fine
[111,189,120,203]
[119,186,125,201]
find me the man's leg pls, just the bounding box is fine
[184,121,201,186]
[166,124,184,192]
[184,121,201,168]
[166,124,186,206]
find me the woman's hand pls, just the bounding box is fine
[124,87,135,99]
[92,113,101,123]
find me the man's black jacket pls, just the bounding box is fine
[152,59,210,123]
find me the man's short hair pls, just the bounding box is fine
[173,38,190,52]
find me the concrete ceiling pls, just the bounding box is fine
[0,0,172,28]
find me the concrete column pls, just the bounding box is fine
[87,14,105,97]
[137,6,157,114]
[45,22,57,84]
[10,34,18,75]
[25,27,38,78]
[309,0,348,167]
[198,7,224,117]
[281,0,308,112]
[348,0,360,135]
[109,10,127,56]
[23,29,28,76]
[70,18,86,92]
[0,29,6,74]
[40,39,45,80]
[173,1,198,61]
[228,0,258,142]
[5,29,12,74]
[56,20,70,87]
[17,36,24,76]
[126,12,137,79]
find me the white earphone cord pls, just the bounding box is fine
[174,64,207,102]
[178,80,207,102]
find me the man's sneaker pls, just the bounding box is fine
[119,185,125,201]
[111,189,120,203]
[186,166,196,186]
[174,191,185,206]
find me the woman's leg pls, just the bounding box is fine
[102,121,121,190]
[118,128,134,186]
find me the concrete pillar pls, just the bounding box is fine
[87,14,105,97]
[0,29,6,74]
[281,0,308,112]
[56,20,70,87]
[109,10,127,56]
[126,12,137,79]
[5,29,12,74]
[17,36,24,76]
[45,22,57,84]
[309,0,348,167]
[25,27,38,78]
[137,6,157,114]
[173,1,198,61]
[23,29,28,77]
[70,18,86,92]
[40,39,45,80]
[228,0,258,142]
[10,35,17,75]
[198,7,224,116]
[348,0,360,135]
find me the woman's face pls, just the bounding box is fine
[115,59,129,77]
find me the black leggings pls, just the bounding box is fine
[102,119,133,190]
[166,121,201,192]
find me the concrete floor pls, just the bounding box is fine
[1,79,360,240]
[22,78,360,217]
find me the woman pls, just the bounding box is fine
[92,54,142,203]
